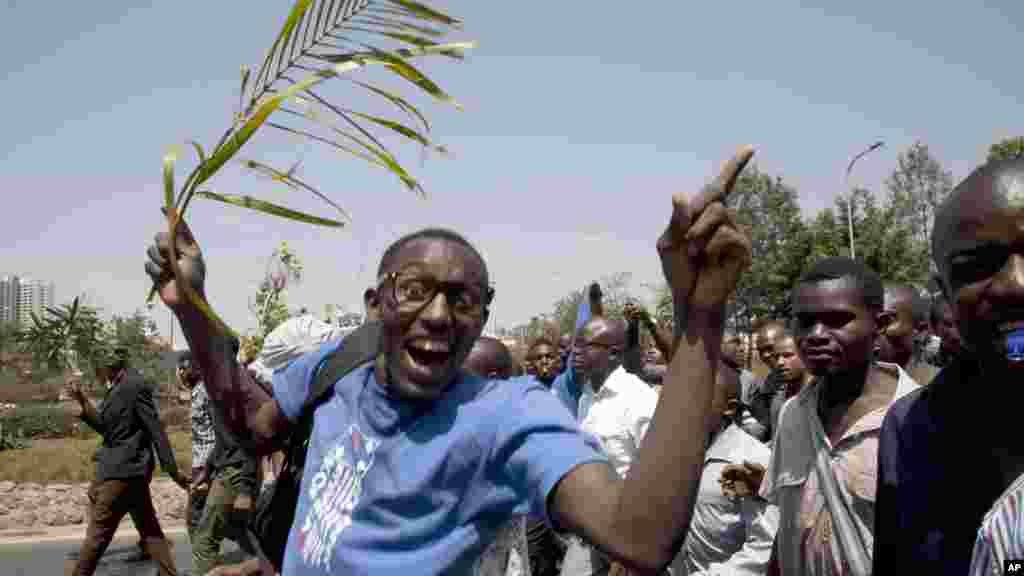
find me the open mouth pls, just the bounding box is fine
[407,346,450,368]
[405,340,452,372]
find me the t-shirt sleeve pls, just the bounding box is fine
[492,381,607,526]
[271,339,339,422]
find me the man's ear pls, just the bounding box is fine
[364,288,381,319]
[875,310,895,338]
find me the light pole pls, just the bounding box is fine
[844,141,885,259]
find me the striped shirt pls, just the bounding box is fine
[969,471,1024,576]
[190,381,216,468]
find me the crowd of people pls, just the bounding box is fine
[62,151,1022,576]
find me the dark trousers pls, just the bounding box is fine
[193,464,255,575]
[72,477,175,576]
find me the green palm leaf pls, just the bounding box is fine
[149,0,472,340]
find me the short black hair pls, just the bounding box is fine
[377,228,488,281]
[528,337,556,352]
[930,294,951,326]
[884,283,927,324]
[796,257,884,311]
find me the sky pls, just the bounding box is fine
[1,0,1020,344]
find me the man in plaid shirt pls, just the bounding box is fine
[181,351,215,537]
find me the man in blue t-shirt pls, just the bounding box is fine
[145,148,756,575]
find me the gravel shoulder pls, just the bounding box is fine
[0,478,187,532]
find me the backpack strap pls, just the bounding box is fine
[301,321,382,415]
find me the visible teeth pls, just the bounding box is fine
[411,341,448,353]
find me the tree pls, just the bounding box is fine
[988,137,1024,163]
[727,166,810,328]
[249,241,304,351]
[549,273,636,336]
[806,188,929,287]
[0,321,18,370]
[14,298,109,394]
[109,310,170,391]
[885,142,953,258]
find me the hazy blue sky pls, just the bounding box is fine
[1,1,1020,343]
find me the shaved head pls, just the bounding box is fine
[462,336,514,379]
[574,317,628,390]
[579,317,627,348]
[932,157,1024,286]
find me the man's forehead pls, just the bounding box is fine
[936,169,1024,255]
[387,237,485,280]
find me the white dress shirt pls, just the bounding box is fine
[577,366,659,478]
[671,424,778,576]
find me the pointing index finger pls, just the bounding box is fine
[692,145,755,216]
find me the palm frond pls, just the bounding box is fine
[150,0,472,338]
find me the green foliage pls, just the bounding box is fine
[14,298,110,376]
[988,136,1024,163]
[885,141,953,254]
[251,242,305,344]
[109,309,173,388]
[728,166,810,326]
[149,0,474,340]
[549,273,635,336]
[0,425,28,451]
[0,404,77,439]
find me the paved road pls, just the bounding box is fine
[0,531,245,576]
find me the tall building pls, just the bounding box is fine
[0,276,20,325]
[16,277,56,328]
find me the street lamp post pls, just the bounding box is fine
[844,141,885,259]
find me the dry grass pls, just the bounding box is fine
[0,429,190,483]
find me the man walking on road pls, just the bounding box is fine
[66,345,190,576]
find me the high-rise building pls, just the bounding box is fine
[0,275,20,325]
[16,277,56,328]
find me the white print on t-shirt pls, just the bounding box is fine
[297,423,380,570]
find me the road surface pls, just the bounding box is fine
[0,530,245,576]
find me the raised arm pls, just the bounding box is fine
[145,215,291,456]
[551,147,754,573]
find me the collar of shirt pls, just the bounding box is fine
[578,366,656,430]
[797,361,920,442]
[766,361,920,492]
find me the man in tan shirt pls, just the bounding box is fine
[758,257,919,576]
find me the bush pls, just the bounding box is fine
[0,430,191,482]
[0,404,77,439]
[0,421,29,451]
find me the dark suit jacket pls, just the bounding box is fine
[80,368,180,482]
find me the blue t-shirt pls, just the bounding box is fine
[271,340,607,576]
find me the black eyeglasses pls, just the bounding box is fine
[379,271,494,319]
[529,353,560,363]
